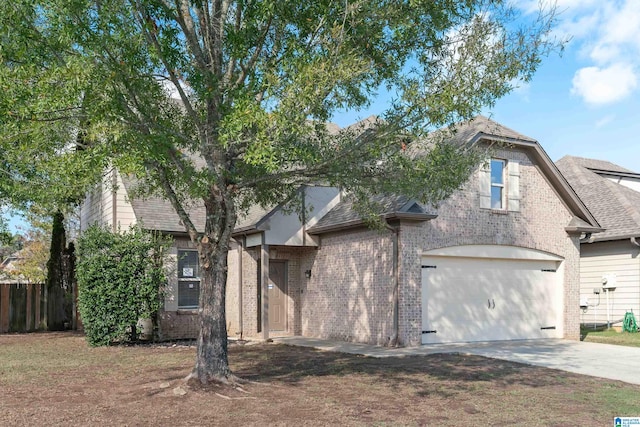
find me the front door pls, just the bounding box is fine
[268,261,287,331]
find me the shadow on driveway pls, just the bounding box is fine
[273,337,640,385]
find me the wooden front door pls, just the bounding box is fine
[268,261,287,331]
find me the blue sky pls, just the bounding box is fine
[335,0,640,172]
[490,0,640,171]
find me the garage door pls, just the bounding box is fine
[421,246,563,344]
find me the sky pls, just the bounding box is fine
[490,0,640,171]
[4,1,639,233]
[334,0,640,172]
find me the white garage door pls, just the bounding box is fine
[421,246,563,344]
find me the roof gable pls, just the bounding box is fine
[310,116,600,235]
[308,194,437,234]
[450,115,537,145]
[461,117,601,233]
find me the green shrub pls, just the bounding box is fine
[76,225,170,346]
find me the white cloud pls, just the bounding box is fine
[516,0,597,16]
[527,0,640,105]
[595,114,615,128]
[509,78,531,102]
[571,63,637,105]
[555,9,601,42]
[584,1,640,63]
[512,1,640,106]
[597,1,640,46]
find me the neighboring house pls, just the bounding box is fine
[81,116,601,346]
[0,250,24,273]
[557,156,640,328]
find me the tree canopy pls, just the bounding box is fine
[0,0,560,384]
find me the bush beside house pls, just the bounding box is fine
[76,225,170,346]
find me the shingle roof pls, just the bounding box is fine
[122,177,206,233]
[308,194,428,233]
[447,115,537,144]
[121,176,274,234]
[311,116,538,233]
[120,117,599,237]
[556,156,640,242]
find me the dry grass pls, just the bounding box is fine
[1,332,639,426]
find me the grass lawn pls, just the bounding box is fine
[581,327,640,347]
[2,332,640,426]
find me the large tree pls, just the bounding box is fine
[1,0,560,384]
[0,21,105,330]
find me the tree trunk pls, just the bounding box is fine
[190,193,237,384]
[46,211,68,331]
[65,242,77,330]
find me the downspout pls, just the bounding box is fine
[386,222,400,347]
[261,241,270,340]
[237,237,244,340]
[111,168,118,232]
[631,238,640,317]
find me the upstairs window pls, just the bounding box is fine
[480,158,520,212]
[490,159,506,210]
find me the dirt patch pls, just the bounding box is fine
[1,332,638,426]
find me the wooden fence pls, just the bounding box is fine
[0,282,45,333]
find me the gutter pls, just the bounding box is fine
[308,211,437,235]
[580,233,595,244]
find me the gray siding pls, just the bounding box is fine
[80,170,136,231]
[580,240,640,327]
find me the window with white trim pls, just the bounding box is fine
[178,250,200,309]
[490,159,506,209]
[479,157,520,212]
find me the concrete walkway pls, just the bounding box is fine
[272,336,640,386]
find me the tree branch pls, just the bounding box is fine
[146,159,200,241]
[233,15,274,89]
[222,1,242,87]
[173,0,210,70]
[131,2,202,130]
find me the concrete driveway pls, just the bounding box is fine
[273,337,640,386]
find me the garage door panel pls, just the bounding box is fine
[422,254,561,344]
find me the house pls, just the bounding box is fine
[0,250,23,273]
[556,156,640,329]
[80,116,601,346]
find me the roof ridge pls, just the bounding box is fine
[557,155,635,174]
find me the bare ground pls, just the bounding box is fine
[1,332,638,426]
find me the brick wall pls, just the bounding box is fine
[398,147,580,345]
[226,245,313,339]
[294,146,580,347]
[157,310,198,340]
[299,229,395,346]
[157,146,582,345]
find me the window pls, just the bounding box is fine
[480,157,520,212]
[490,159,506,209]
[178,250,200,309]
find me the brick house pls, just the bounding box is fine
[80,116,601,346]
[557,156,640,329]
